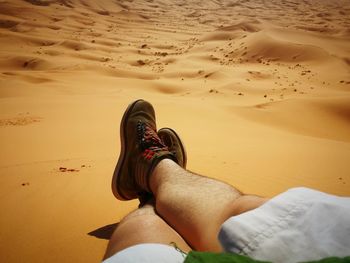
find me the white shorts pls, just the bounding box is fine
[103,187,350,263]
[102,243,185,263]
[219,187,350,262]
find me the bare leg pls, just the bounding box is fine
[150,159,268,252]
[103,200,191,260]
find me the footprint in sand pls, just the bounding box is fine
[0,116,41,126]
[59,167,80,173]
[137,60,146,66]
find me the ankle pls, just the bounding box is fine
[149,158,177,195]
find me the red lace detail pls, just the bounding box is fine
[142,149,155,160]
[137,121,168,159]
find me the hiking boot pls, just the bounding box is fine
[158,128,187,169]
[112,99,176,201]
[138,128,187,206]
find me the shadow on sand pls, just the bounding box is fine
[88,223,119,240]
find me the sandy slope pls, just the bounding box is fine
[0,0,349,262]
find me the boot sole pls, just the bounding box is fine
[112,99,144,200]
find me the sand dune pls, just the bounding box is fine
[236,97,350,142]
[0,0,350,262]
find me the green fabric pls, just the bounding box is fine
[184,251,350,263]
[184,251,269,263]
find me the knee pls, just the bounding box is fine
[105,214,162,259]
[117,213,161,236]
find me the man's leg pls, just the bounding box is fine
[103,200,191,260]
[150,159,268,252]
[110,99,267,253]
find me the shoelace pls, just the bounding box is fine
[137,121,168,153]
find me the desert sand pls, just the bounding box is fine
[0,0,349,262]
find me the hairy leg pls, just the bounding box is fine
[150,159,268,252]
[104,200,191,260]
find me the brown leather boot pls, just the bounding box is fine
[158,128,187,169]
[138,127,187,206]
[112,99,176,200]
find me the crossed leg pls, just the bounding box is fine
[105,159,267,259]
[150,159,268,251]
[103,199,191,260]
